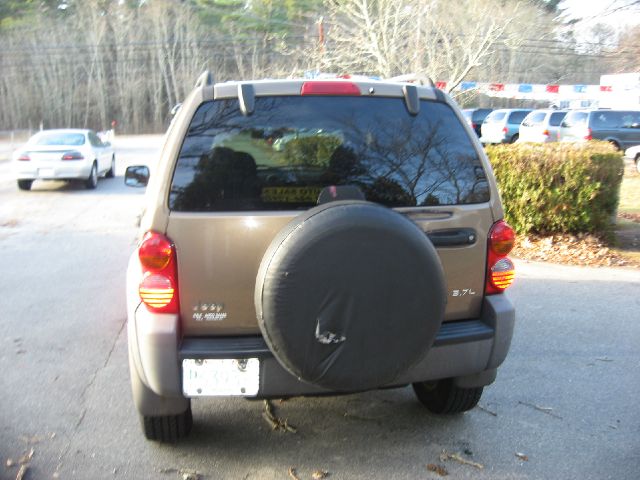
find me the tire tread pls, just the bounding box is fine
[142,406,192,442]
[413,379,483,414]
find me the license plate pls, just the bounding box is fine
[39,168,55,178]
[182,358,259,397]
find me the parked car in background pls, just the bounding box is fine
[518,109,567,143]
[12,129,115,191]
[624,144,640,173]
[462,108,493,137]
[480,109,532,144]
[559,109,640,150]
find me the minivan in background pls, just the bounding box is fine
[559,109,640,150]
[480,109,532,144]
[519,109,567,143]
[462,108,493,137]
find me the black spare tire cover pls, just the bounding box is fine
[255,201,446,391]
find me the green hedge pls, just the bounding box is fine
[486,141,624,235]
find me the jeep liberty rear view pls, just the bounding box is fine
[125,72,516,442]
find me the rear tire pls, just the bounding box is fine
[635,155,640,174]
[413,378,483,414]
[85,162,98,189]
[17,179,33,191]
[510,134,519,143]
[141,406,193,443]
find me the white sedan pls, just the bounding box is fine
[13,129,116,191]
[625,144,640,174]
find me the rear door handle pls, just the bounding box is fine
[426,228,477,247]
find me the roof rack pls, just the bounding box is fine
[389,74,435,88]
[195,70,214,88]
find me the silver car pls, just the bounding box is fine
[13,129,116,191]
[480,108,532,144]
[519,109,567,143]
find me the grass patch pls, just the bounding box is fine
[612,165,640,264]
[618,168,640,214]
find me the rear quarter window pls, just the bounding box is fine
[484,111,506,123]
[549,112,567,127]
[562,112,588,128]
[507,111,529,125]
[169,96,490,211]
[523,112,545,126]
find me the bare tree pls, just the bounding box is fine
[314,0,523,93]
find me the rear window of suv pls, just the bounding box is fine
[169,96,489,211]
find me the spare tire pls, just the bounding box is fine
[255,201,446,391]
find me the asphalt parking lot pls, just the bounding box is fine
[0,137,638,479]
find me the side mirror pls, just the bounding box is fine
[125,165,150,187]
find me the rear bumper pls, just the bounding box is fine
[14,161,92,180]
[128,294,515,399]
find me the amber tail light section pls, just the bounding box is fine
[138,231,179,313]
[485,220,516,295]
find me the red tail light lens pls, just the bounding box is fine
[486,220,516,294]
[585,128,592,141]
[502,127,508,134]
[139,232,173,270]
[61,150,84,161]
[489,220,516,255]
[138,232,179,313]
[301,81,361,96]
[542,129,550,137]
[17,154,30,161]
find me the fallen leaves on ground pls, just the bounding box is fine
[513,231,639,267]
[515,452,529,461]
[311,470,330,479]
[518,401,563,419]
[158,468,202,479]
[6,447,35,472]
[439,451,484,470]
[19,434,48,445]
[288,467,301,480]
[15,465,28,480]
[263,400,297,433]
[426,463,448,476]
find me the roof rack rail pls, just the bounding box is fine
[195,70,214,88]
[389,73,435,88]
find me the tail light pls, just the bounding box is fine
[301,81,361,96]
[17,153,30,161]
[62,150,84,161]
[485,220,516,295]
[584,128,592,141]
[542,129,550,137]
[138,231,179,313]
[502,127,508,135]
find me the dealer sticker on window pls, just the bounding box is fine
[182,358,260,397]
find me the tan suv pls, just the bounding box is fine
[125,72,516,442]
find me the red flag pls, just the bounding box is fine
[436,81,447,90]
[546,84,559,93]
[600,85,612,92]
[489,83,504,92]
